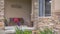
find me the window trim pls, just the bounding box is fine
[39,0,52,18]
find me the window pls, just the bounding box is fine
[39,0,51,17]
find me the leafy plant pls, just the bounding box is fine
[23,30,32,34]
[15,27,23,34]
[15,27,32,34]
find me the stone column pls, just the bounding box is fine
[0,0,5,34]
[52,0,60,34]
[0,0,4,29]
[31,0,39,29]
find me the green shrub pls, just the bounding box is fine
[23,30,32,34]
[15,27,23,34]
[15,27,32,34]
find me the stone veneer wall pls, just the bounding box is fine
[32,0,60,33]
[31,0,39,28]
[0,0,4,29]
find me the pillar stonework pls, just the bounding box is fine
[31,0,39,29]
[0,0,4,32]
[0,0,4,29]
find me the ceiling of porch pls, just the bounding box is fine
[5,0,31,3]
